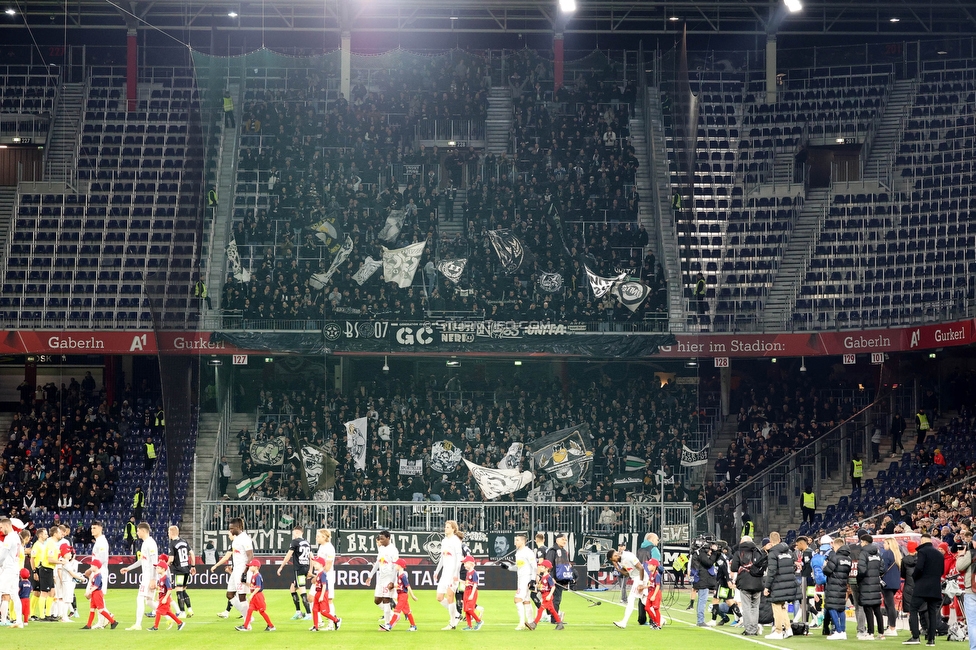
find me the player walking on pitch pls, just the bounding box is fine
[513,534,537,629]
[367,530,399,626]
[607,548,647,629]
[120,522,158,630]
[210,517,253,621]
[167,525,195,617]
[278,525,312,620]
[313,528,338,627]
[433,520,463,630]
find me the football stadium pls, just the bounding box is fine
[0,0,975,646]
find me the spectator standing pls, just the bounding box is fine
[132,486,145,521]
[223,90,236,128]
[851,454,863,490]
[891,413,906,456]
[910,533,946,647]
[801,485,817,524]
[731,535,766,636]
[856,533,885,640]
[218,458,232,497]
[823,536,852,640]
[763,531,796,640]
[880,538,902,637]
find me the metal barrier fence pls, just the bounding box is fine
[200,500,695,553]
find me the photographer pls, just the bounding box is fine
[691,537,721,626]
[732,535,767,636]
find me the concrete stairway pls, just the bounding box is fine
[0,187,16,257]
[203,83,242,310]
[863,79,917,185]
[45,83,85,185]
[437,188,465,240]
[628,109,659,259]
[485,87,512,155]
[703,414,740,481]
[639,90,685,329]
[180,411,221,544]
[758,187,832,329]
[220,412,259,491]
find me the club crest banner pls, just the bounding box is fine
[585,266,626,298]
[537,272,564,293]
[352,257,383,285]
[463,459,534,501]
[613,281,651,312]
[435,258,467,284]
[526,424,594,486]
[429,440,463,474]
[487,230,526,273]
[345,417,368,471]
[249,436,288,467]
[382,241,426,288]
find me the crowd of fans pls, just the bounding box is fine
[1,375,163,542]
[219,50,664,327]
[227,367,713,508]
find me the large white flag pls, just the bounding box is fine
[226,238,251,283]
[382,241,426,288]
[463,459,534,500]
[352,256,382,285]
[345,417,368,471]
[585,265,626,298]
[310,235,353,290]
[680,444,709,467]
[496,442,524,470]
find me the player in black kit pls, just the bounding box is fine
[531,532,548,609]
[167,525,196,617]
[278,524,312,620]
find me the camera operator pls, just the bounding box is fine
[731,535,767,636]
[691,537,721,626]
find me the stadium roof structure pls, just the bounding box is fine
[5,0,976,37]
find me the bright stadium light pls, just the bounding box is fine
[227,11,238,17]
[559,0,577,14]
[889,17,900,22]
[4,8,15,15]
[784,0,802,13]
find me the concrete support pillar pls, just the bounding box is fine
[340,31,351,102]
[765,34,777,105]
[720,364,731,417]
[127,28,138,112]
[553,33,564,93]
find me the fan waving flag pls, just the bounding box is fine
[236,471,271,499]
[311,214,345,252]
[526,424,594,487]
[435,258,467,284]
[382,241,426,288]
[463,459,534,500]
[352,256,383,285]
[309,235,353,290]
[497,442,524,470]
[613,281,651,312]
[585,266,626,298]
[226,239,251,283]
[345,417,368,471]
[377,209,406,242]
[487,229,528,273]
[623,455,646,472]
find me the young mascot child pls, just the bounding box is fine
[644,559,663,629]
[150,560,184,631]
[528,560,565,630]
[18,568,30,627]
[461,556,482,631]
[237,559,275,632]
[82,560,118,630]
[381,559,418,632]
[309,556,341,632]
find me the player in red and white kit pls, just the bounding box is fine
[607,548,646,629]
[236,559,274,632]
[381,559,417,632]
[460,556,482,631]
[82,560,118,630]
[308,556,341,632]
[150,561,184,631]
[528,560,565,630]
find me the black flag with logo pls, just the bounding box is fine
[612,281,651,312]
[526,424,594,487]
[487,229,530,274]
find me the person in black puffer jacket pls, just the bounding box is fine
[763,532,797,639]
[900,542,918,640]
[731,536,767,636]
[692,543,721,626]
[823,537,853,639]
[857,532,885,639]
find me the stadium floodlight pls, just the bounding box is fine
[382,355,389,372]
[800,357,807,372]
[889,17,900,22]
[559,0,577,14]
[784,0,802,13]
[669,16,680,22]
[4,8,14,15]
[227,11,238,18]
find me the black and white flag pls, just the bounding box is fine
[311,214,345,252]
[463,459,534,500]
[526,424,594,487]
[429,439,464,474]
[584,265,626,298]
[537,272,564,293]
[435,258,467,284]
[496,442,524,470]
[612,281,651,312]
[345,417,368,471]
[249,436,287,467]
[296,444,338,499]
[398,459,424,476]
[377,209,406,242]
[487,229,527,273]
[382,241,426,288]
[226,239,251,283]
[310,235,353,290]
[680,444,709,467]
[352,256,382,285]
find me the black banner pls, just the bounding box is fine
[214,320,674,357]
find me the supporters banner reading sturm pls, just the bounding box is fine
[463,459,534,501]
[680,444,709,467]
[345,417,368,471]
[382,240,426,288]
[613,281,651,312]
[526,424,594,486]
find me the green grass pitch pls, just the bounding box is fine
[11,588,894,649]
